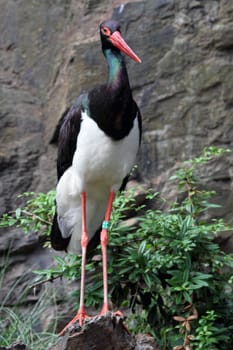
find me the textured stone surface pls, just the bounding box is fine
[0,315,158,350]
[48,313,158,350]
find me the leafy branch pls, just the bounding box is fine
[0,190,55,241]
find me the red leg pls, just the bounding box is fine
[100,191,115,315]
[59,192,90,336]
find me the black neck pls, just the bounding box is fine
[104,48,131,94]
[87,47,137,140]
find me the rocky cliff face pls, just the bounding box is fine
[0,0,233,331]
[1,0,232,216]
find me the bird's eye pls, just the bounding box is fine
[101,26,111,36]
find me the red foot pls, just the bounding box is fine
[59,307,90,336]
[111,309,130,334]
[113,310,124,318]
[99,303,124,319]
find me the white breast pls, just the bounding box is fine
[72,110,140,190]
[56,110,140,253]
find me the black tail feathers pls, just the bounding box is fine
[50,212,71,251]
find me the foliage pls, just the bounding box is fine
[0,266,58,349]
[192,310,231,350]
[1,146,233,349]
[0,190,55,245]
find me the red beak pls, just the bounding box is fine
[109,31,141,63]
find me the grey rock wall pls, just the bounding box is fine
[1,0,232,217]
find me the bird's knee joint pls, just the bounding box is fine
[81,233,89,248]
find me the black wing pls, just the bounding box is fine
[50,95,85,251]
[56,96,86,180]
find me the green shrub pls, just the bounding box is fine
[1,146,233,349]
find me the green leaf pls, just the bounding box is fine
[15,208,21,219]
[144,273,152,289]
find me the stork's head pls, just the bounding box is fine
[100,20,141,63]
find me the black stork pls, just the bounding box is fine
[50,19,142,335]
